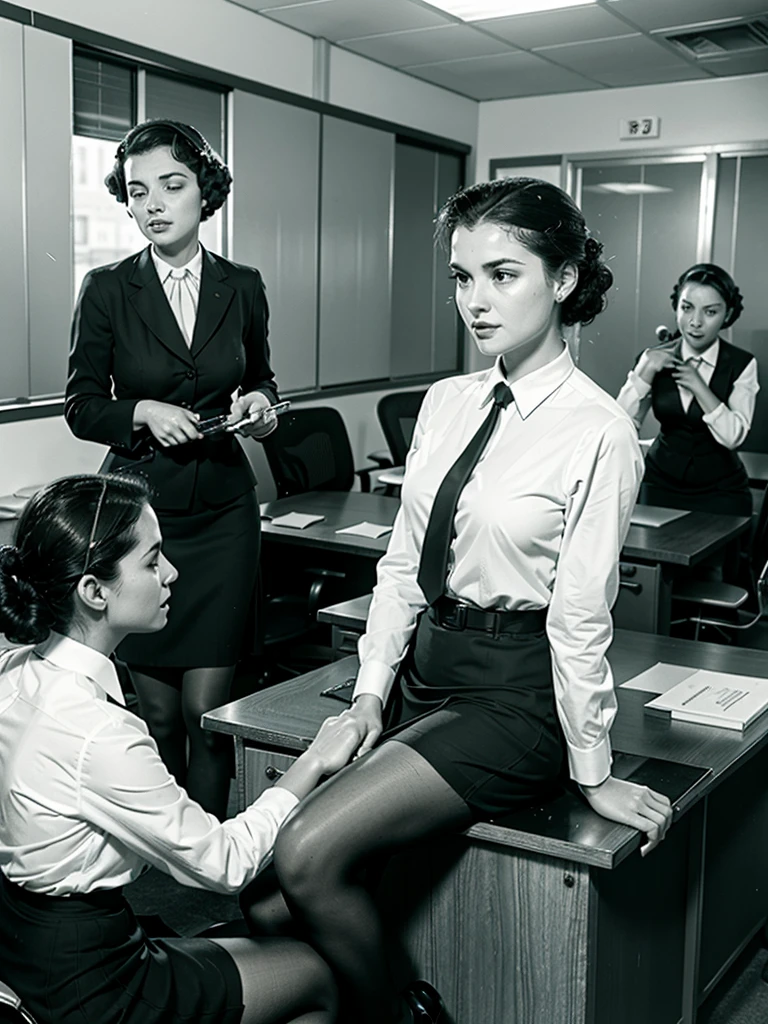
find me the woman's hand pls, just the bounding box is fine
[580,775,673,856]
[304,709,368,777]
[635,342,678,385]
[228,392,277,438]
[134,400,202,446]
[670,360,719,414]
[346,694,384,758]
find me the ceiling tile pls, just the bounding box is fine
[403,50,603,101]
[224,0,311,11]
[604,0,768,34]
[342,24,514,66]
[536,33,701,77]
[474,4,637,49]
[259,0,453,41]
[705,50,768,75]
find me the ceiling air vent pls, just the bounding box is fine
[667,18,768,59]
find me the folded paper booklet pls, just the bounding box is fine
[629,505,689,528]
[644,669,768,731]
[335,522,393,539]
[269,512,325,529]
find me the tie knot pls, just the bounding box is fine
[170,268,188,280]
[493,382,513,409]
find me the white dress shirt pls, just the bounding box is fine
[0,633,298,896]
[616,338,759,450]
[354,346,644,787]
[152,245,203,346]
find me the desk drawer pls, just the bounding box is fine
[332,624,363,659]
[244,747,298,804]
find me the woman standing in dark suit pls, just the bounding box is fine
[617,263,757,517]
[66,120,279,818]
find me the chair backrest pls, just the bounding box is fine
[376,389,427,467]
[751,485,768,586]
[262,407,355,498]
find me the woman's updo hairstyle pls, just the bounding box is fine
[670,263,744,329]
[0,474,151,645]
[105,119,232,221]
[435,177,613,326]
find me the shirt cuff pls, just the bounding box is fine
[353,659,396,705]
[701,401,727,424]
[627,370,652,398]
[566,735,613,787]
[250,784,300,821]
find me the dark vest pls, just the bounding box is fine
[644,339,752,493]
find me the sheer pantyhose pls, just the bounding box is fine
[244,740,473,1024]
[130,665,235,818]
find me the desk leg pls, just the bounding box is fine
[682,800,707,1024]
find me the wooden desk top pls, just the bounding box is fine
[204,629,768,871]
[261,491,749,569]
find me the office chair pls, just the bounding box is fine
[262,406,378,498]
[0,979,39,1024]
[375,389,427,467]
[370,389,427,494]
[672,487,768,641]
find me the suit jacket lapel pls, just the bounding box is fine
[128,247,194,368]
[191,249,235,359]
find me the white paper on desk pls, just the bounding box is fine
[335,521,393,539]
[620,662,698,694]
[269,512,325,529]
[630,506,690,528]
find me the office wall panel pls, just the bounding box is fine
[432,151,463,373]
[318,117,393,387]
[0,19,29,401]
[24,27,73,397]
[391,143,435,378]
[230,90,320,393]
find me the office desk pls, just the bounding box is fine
[205,630,768,1024]
[261,492,749,635]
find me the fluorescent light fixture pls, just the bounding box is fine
[421,0,597,22]
[583,183,673,195]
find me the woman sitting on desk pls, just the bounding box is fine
[0,473,360,1024]
[242,178,674,1024]
[616,263,756,517]
[65,119,280,819]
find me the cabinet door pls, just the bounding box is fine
[230,91,320,393]
[318,116,393,387]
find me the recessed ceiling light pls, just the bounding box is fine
[583,183,674,195]
[421,0,597,22]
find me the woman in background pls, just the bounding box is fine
[0,473,359,1024]
[65,119,278,817]
[242,178,673,1024]
[617,263,756,516]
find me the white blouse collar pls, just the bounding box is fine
[35,633,126,706]
[483,344,575,420]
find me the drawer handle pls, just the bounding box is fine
[619,580,643,594]
[264,765,285,781]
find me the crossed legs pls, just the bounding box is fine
[129,665,235,818]
[244,739,473,1024]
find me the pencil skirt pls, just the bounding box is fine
[383,606,566,821]
[0,873,243,1024]
[118,488,260,668]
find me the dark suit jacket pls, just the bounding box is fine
[65,246,279,511]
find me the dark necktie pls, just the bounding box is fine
[417,381,513,606]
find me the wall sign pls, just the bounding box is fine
[619,116,660,140]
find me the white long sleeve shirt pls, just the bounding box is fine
[354,346,644,787]
[616,338,759,450]
[0,633,298,896]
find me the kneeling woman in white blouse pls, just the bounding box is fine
[240,178,675,1024]
[0,473,359,1024]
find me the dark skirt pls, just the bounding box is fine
[0,872,243,1024]
[119,489,260,668]
[383,607,565,821]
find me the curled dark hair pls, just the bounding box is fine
[670,263,744,329]
[0,474,151,645]
[434,177,613,326]
[104,119,232,221]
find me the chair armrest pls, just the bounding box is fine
[367,449,394,469]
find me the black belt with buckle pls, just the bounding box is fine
[430,596,547,636]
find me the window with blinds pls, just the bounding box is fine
[73,52,135,142]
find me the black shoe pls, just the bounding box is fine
[404,980,445,1023]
